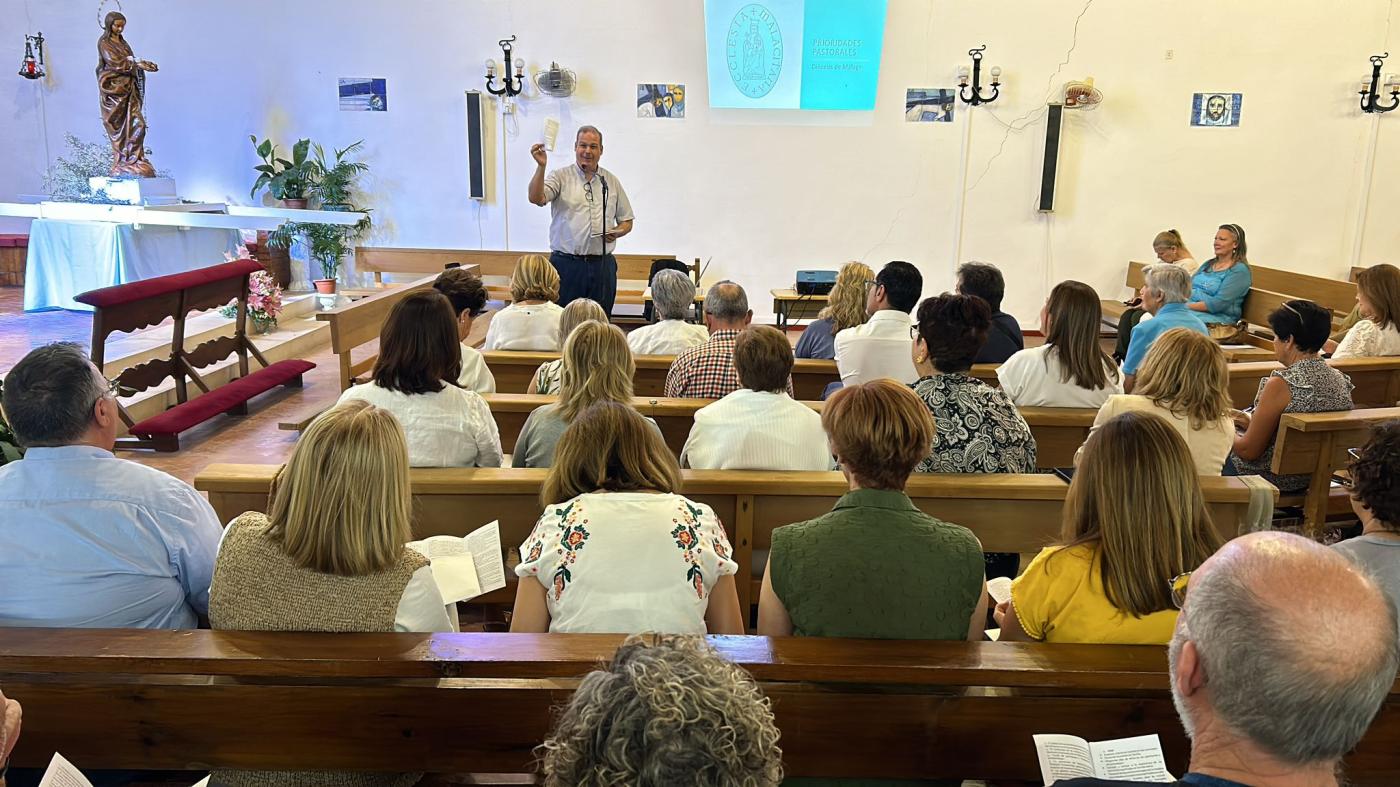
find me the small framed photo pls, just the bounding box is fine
[1191,92,1242,127]
[906,88,955,123]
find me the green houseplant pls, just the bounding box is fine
[263,139,371,294]
[249,136,315,208]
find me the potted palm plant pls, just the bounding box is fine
[265,139,371,295]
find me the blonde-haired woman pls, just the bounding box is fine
[997,410,1223,644]
[511,401,744,635]
[794,261,874,360]
[1153,229,1198,274]
[529,298,608,394]
[999,280,1122,408]
[484,253,564,351]
[1079,328,1233,475]
[210,400,453,786]
[513,320,661,467]
[1333,263,1400,359]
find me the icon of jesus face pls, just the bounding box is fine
[1207,95,1227,120]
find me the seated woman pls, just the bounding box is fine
[338,291,502,468]
[627,268,709,355]
[681,325,830,470]
[758,379,986,639]
[1078,328,1233,475]
[210,399,453,787]
[997,410,1223,644]
[529,298,607,394]
[1333,422,1400,615]
[432,266,496,393]
[1333,263,1400,359]
[540,634,782,786]
[511,401,744,635]
[1230,300,1355,491]
[484,253,564,351]
[998,280,1122,408]
[794,261,874,360]
[1187,223,1252,327]
[513,320,661,467]
[911,293,1036,473]
[1113,230,1200,360]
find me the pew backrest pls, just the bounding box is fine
[315,273,442,391]
[1273,406,1400,530]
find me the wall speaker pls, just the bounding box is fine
[466,90,487,201]
[1038,103,1064,213]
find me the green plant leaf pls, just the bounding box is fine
[292,139,310,166]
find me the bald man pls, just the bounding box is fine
[1060,531,1399,786]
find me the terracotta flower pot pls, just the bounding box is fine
[313,279,338,295]
[283,198,309,210]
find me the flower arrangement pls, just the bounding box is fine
[221,270,284,334]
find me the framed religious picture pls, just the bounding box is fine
[1191,92,1242,127]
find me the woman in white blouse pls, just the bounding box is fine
[1334,264,1400,359]
[1077,327,1234,475]
[484,253,565,351]
[529,297,607,394]
[433,267,497,394]
[998,280,1123,408]
[337,291,502,468]
[511,400,744,635]
[627,268,709,356]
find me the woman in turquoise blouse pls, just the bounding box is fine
[1188,223,1252,325]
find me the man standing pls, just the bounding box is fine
[834,260,922,387]
[0,343,222,629]
[529,125,635,316]
[1121,263,1208,392]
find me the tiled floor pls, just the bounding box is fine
[0,288,95,374]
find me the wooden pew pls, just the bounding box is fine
[1273,406,1400,531]
[1227,357,1400,410]
[318,272,443,391]
[7,629,1400,783]
[355,246,698,313]
[194,465,1272,615]
[484,394,1094,469]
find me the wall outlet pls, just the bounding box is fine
[1164,49,1175,61]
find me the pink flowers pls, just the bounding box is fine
[220,270,283,334]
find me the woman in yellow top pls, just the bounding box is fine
[995,410,1223,644]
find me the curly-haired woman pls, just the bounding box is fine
[1333,421,1400,621]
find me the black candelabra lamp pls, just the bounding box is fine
[485,35,525,98]
[1359,53,1399,114]
[17,32,45,80]
[957,45,1001,106]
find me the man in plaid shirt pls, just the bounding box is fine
[665,282,793,399]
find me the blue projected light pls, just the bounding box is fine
[704,0,888,111]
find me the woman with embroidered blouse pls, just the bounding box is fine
[511,400,744,635]
[528,297,608,394]
[1230,300,1354,491]
[1332,264,1400,359]
[1186,223,1252,326]
[757,379,987,642]
[995,410,1223,645]
[910,292,1036,474]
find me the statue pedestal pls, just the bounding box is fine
[88,177,180,206]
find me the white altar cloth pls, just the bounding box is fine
[24,218,244,312]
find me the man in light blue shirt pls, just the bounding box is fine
[0,343,222,629]
[1122,263,1210,392]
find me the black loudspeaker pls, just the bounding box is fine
[466,90,486,201]
[1038,103,1064,213]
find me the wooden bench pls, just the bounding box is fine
[75,259,315,452]
[355,246,698,314]
[317,272,445,391]
[1227,357,1400,410]
[8,629,1400,783]
[194,465,1271,615]
[483,394,1093,469]
[1274,406,1400,531]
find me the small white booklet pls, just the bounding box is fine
[987,576,1013,606]
[406,520,507,604]
[40,753,209,787]
[1033,733,1174,785]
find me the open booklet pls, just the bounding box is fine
[406,520,508,604]
[1033,733,1175,785]
[39,753,209,787]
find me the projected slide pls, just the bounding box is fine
[704,0,888,110]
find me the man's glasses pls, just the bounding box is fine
[1170,571,1192,609]
[583,180,594,204]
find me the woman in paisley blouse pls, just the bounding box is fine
[910,293,1037,474]
[510,400,744,635]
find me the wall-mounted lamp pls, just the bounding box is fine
[485,35,525,98]
[1359,53,1399,114]
[957,45,1000,106]
[17,32,45,80]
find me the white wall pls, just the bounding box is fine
[3,0,1398,323]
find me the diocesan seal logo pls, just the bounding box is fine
[726,4,783,98]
